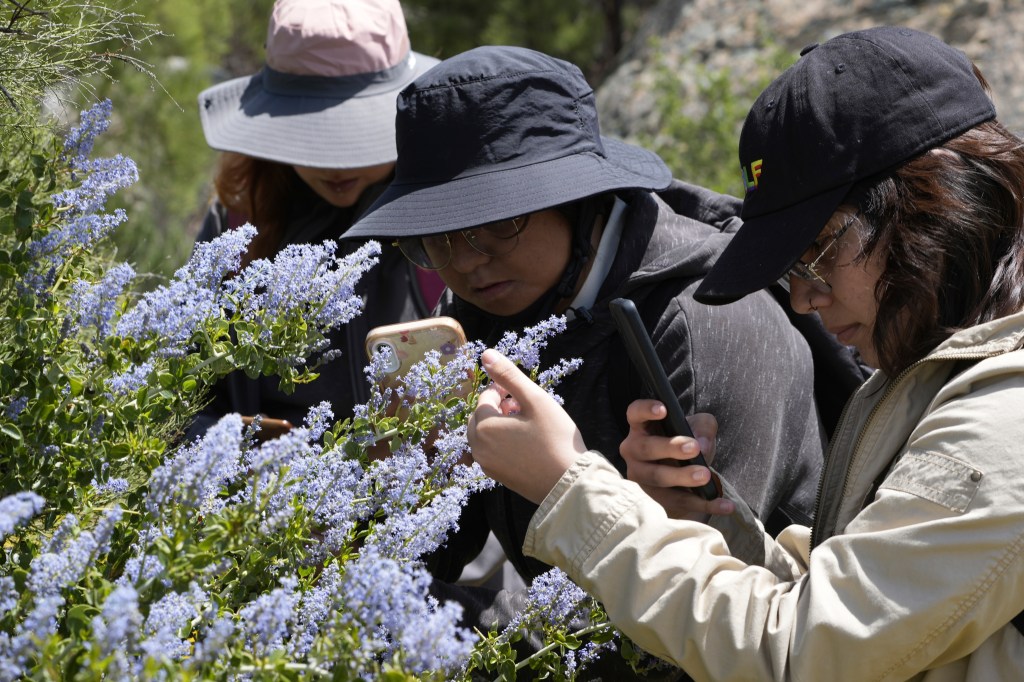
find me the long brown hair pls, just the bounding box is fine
[852,118,1024,375]
[212,153,305,266]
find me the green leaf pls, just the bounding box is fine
[498,660,518,680]
[65,604,98,638]
[0,422,23,440]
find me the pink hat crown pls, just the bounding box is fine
[265,0,411,77]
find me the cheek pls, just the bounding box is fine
[518,230,573,288]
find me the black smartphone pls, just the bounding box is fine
[609,297,718,500]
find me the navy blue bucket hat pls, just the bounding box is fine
[342,45,672,239]
[694,26,996,304]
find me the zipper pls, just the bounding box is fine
[809,348,1004,550]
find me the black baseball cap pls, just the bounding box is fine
[694,26,996,305]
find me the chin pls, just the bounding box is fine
[470,299,532,318]
[856,346,880,370]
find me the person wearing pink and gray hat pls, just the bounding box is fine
[185,0,443,441]
[467,26,1024,680]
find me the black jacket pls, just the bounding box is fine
[433,181,867,582]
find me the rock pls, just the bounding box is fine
[598,0,1024,150]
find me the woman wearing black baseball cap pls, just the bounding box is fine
[469,27,1024,680]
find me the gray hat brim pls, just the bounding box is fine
[197,52,439,169]
[342,137,672,239]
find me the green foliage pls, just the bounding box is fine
[637,37,796,197]
[402,0,660,81]
[0,0,160,131]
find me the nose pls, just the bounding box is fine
[446,232,491,273]
[789,276,828,314]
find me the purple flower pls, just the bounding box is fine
[188,616,235,668]
[537,357,584,405]
[66,262,136,338]
[237,576,299,656]
[501,568,593,642]
[495,315,567,371]
[29,507,121,598]
[91,477,129,496]
[90,585,142,678]
[107,359,154,396]
[288,563,342,658]
[114,278,221,355]
[146,414,245,517]
[364,441,429,517]
[301,401,334,442]
[23,101,137,296]
[0,492,45,540]
[338,549,474,674]
[3,397,27,420]
[51,155,138,217]
[140,587,205,661]
[296,448,365,558]
[0,577,16,615]
[397,341,483,403]
[229,239,380,334]
[523,568,590,627]
[114,225,255,353]
[61,99,112,163]
[25,208,132,294]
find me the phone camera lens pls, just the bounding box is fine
[371,341,401,373]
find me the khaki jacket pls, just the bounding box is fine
[524,311,1024,681]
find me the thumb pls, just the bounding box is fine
[479,348,545,410]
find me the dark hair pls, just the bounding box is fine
[851,118,1024,375]
[212,153,305,266]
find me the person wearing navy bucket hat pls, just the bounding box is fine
[183,0,444,443]
[465,27,1024,681]
[345,44,870,677]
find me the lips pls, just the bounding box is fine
[323,179,358,194]
[473,280,513,297]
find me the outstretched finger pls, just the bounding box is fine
[478,349,547,412]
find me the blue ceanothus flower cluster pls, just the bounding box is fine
[0,99,627,680]
[25,99,137,296]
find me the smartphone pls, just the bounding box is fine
[608,297,718,500]
[364,316,470,396]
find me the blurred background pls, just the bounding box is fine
[30,0,1024,281]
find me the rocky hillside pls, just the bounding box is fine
[597,0,1024,160]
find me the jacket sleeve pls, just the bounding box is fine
[524,364,1024,681]
[650,288,823,529]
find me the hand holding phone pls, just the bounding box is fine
[364,316,471,398]
[609,297,719,500]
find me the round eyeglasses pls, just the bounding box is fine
[395,215,530,270]
[787,215,857,293]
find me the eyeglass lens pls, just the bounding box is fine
[398,216,528,270]
[787,216,856,292]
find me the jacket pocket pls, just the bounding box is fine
[880,450,983,513]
